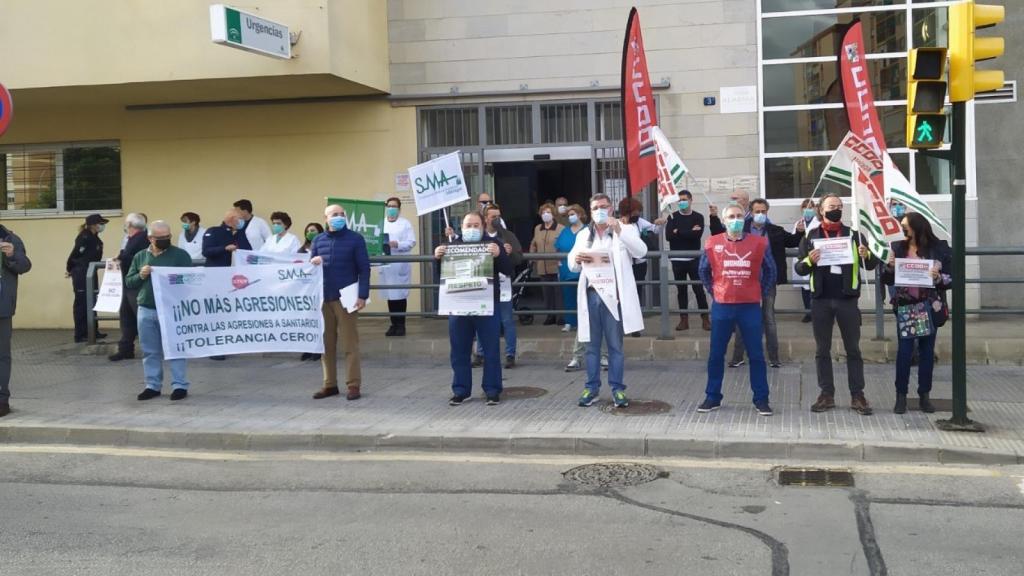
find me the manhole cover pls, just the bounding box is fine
[777,467,854,487]
[564,463,666,488]
[599,399,672,416]
[500,386,548,399]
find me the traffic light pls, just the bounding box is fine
[906,47,947,149]
[949,1,1005,102]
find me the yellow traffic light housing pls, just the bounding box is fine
[907,47,947,149]
[949,1,1005,102]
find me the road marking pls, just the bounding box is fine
[1017,477,1024,497]
[0,444,1009,477]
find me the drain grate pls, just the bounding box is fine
[777,467,854,487]
[500,386,548,400]
[564,463,666,488]
[599,399,672,416]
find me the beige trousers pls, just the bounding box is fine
[321,300,361,390]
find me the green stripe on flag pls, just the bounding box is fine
[858,209,885,237]
[889,189,950,233]
[830,166,853,177]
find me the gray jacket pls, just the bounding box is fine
[0,227,32,318]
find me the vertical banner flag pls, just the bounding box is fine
[651,126,687,212]
[327,197,385,256]
[851,165,893,262]
[882,154,950,239]
[839,22,887,194]
[621,8,658,196]
[408,151,470,216]
[819,131,903,242]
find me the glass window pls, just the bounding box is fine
[541,102,588,143]
[1,149,58,210]
[1,143,123,214]
[764,153,911,200]
[762,0,904,13]
[911,7,948,48]
[63,146,121,212]
[763,57,906,107]
[420,107,479,149]
[764,105,907,153]
[914,150,952,195]
[762,10,906,60]
[486,106,532,146]
[596,102,622,141]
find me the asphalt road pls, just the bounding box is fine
[1,447,1022,576]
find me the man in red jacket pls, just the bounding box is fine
[697,203,777,416]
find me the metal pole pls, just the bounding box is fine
[658,249,672,340]
[86,261,97,345]
[937,101,983,432]
[873,267,885,340]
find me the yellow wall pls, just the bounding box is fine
[2,98,419,329]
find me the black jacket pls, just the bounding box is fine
[745,221,802,285]
[0,226,32,318]
[118,232,150,283]
[794,225,878,299]
[66,230,104,274]
[881,239,953,304]
[202,224,252,267]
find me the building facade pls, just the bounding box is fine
[0,0,1016,328]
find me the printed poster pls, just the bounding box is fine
[438,244,495,316]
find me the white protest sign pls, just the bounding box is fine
[93,260,123,313]
[895,258,935,287]
[232,249,310,266]
[582,250,619,320]
[408,151,470,216]
[438,244,494,316]
[812,237,855,267]
[151,265,324,359]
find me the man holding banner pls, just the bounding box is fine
[126,221,194,401]
[795,193,877,416]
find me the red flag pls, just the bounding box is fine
[839,22,887,192]
[621,8,658,196]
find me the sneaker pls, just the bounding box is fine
[564,358,581,372]
[696,398,721,413]
[600,356,609,371]
[578,389,598,407]
[504,355,515,369]
[728,359,745,368]
[561,324,571,333]
[170,389,188,401]
[449,395,469,406]
[769,361,781,368]
[486,396,500,406]
[755,401,773,416]
[471,354,483,368]
[811,394,835,412]
[137,388,160,401]
[613,390,629,408]
[108,351,134,361]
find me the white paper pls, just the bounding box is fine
[499,273,512,303]
[437,244,495,316]
[720,85,758,114]
[895,258,935,287]
[582,250,619,321]
[340,282,368,313]
[813,237,855,267]
[93,260,123,313]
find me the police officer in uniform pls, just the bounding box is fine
[66,214,108,342]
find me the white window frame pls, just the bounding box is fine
[757,0,970,205]
[0,140,121,217]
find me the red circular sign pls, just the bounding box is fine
[231,274,250,290]
[0,83,12,137]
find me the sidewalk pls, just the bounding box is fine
[3,329,1024,463]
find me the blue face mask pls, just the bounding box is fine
[593,208,609,224]
[182,222,191,232]
[271,223,285,235]
[568,214,579,225]
[236,219,246,230]
[802,209,815,222]
[726,219,745,235]
[329,216,347,231]
[678,201,690,211]
[753,213,767,225]
[891,204,906,219]
[386,207,399,219]
[462,228,483,242]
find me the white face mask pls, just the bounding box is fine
[557,205,567,214]
[541,212,553,223]
[593,208,609,224]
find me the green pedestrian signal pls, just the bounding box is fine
[916,120,935,142]
[910,114,947,149]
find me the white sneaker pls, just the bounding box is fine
[565,358,581,372]
[600,356,609,370]
[561,324,571,333]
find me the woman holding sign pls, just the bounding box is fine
[434,212,513,406]
[881,213,951,414]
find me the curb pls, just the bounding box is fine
[2,425,1020,465]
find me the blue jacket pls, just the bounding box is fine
[202,224,252,267]
[311,228,371,301]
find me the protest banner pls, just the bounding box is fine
[408,151,470,216]
[895,258,936,287]
[151,264,324,359]
[812,237,855,267]
[438,244,494,316]
[232,249,310,266]
[327,197,386,256]
[582,250,619,320]
[93,260,123,313]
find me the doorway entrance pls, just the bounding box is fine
[492,159,591,251]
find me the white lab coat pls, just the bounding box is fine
[244,216,272,251]
[379,216,416,300]
[261,232,301,254]
[177,227,206,261]
[567,223,647,340]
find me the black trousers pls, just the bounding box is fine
[540,274,561,320]
[811,298,865,396]
[117,288,140,354]
[671,260,708,313]
[387,299,407,327]
[71,268,98,340]
[632,262,648,308]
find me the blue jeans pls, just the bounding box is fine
[561,282,578,327]
[584,289,625,393]
[476,300,516,357]
[137,306,188,392]
[706,302,769,404]
[895,310,938,395]
[451,314,502,398]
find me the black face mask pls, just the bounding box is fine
[628,214,640,224]
[824,209,843,223]
[154,238,172,250]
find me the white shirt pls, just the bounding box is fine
[383,217,416,254]
[177,226,206,261]
[261,232,301,254]
[244,216,272,251]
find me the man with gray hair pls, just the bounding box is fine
[125,220,194,401]
[110,213,150,361]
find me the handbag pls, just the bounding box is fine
[931,289,949,328]
[896,301,934,339]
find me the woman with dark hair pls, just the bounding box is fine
[881,212,952,414]
[299,222,324,254]
[262,211,300,253]
[178,212,205,261]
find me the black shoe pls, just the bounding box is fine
[504,355,515,369]
[486,396,500,406]
[210,355,226,361]
[385,326,396,337]
[918,393,935,413]
[543,316,557,326]
[137,388,161,401]
[631,332,643,338]
[728,359,745,368]
[170,389,188,401]
[755,402,774,416]
[310,354,321,361]
[74,337,87,343]
[894,393,907,414]
[108,351,135,361]
[300,353,312,361]
[394,326,406,337]
[801,314,812,323]
[0,402,9,417]
[449,395,469,406]
[95,332,108,340]
[769,361,781,368]
[471,354,483,368]
[696,398,721,413]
